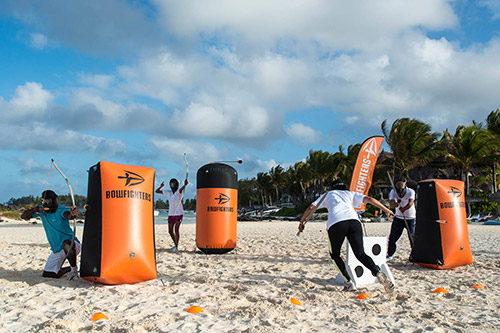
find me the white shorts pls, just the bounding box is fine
[44,241,81,273]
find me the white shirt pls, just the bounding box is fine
[162,189,184,216]
[312,190,365,230]
[389,187,416,219]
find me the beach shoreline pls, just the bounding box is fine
[1,218,499,332]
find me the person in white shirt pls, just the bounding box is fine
[156,178,188,253]
[298,182,395,292]
[387,179,416,261]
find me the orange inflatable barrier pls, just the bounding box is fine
[80,161,156,284]
[410,179,473,269]
[196,163,238,254]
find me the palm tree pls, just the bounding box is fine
[269,165,285,203]
[332,144,362,184]
[486,108,500,192]
[306,149,336,194]
[381,118,444,180]
[293,161,313,201]
[256,172,272,207]
[443,124,500,195]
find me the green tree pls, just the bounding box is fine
[269,165,285,203]
[486,108,500,192]
[443,124,500,195]
[256,172,272,206]
[381,118,443,180]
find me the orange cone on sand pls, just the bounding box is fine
[90,312,108,322]
[186,305,204,314]
[432,287,448,294]
[290,297,302,305]
[472,284,484,290]
[355,293,370,300]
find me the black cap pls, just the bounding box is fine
[331,180,348,191]
[42,190,58,199]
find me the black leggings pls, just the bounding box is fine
[328,219,380,282]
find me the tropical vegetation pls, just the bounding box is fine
[237,108,500,216]
[2,108,500,217]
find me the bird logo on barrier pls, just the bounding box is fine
[118,170,145,186]
[215,193,230,205]
[447,186,462,198]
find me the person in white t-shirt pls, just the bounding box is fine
[298,182,395,292]
[156,178,188,253]
[387,179,416,262]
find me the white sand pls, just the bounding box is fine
[1,217,499,332]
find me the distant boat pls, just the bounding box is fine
[154,210,159,217]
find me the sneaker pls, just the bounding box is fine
[68,272,79,281]
[343,281,357,291]
[386,256,394,263]
[376,271,394,293]
[171,246,178,253]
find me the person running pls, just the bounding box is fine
[21,190,80,280]
[298,182,395,292]
[387,178,416,262]
[156,178,188,253]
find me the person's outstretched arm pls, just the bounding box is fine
[155,182,165,194]
[363,196,394,218]
[298,204,315,232]
[179,179,188,194]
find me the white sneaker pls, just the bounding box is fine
[376,271,394,293]
[343,281,357,291]
[68,272,79,280]
[171,246,178,253]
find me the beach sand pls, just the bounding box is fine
[1,218,499,332]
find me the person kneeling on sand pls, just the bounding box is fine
[21,190,80,280]
[298,181,395,292]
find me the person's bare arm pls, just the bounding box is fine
[298,204,315,232]
[363,196,394,218]
[155,182,165,194]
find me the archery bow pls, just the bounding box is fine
[172,153,188,216]
[51,159,77,270]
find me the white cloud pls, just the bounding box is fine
[285,123,322,144]
[0,122,127,156]
[155,0,457,51]
[149,137,220,165]
[2,0,500,159]
[8,82,53,117]
[17,158,50,175]
[480,0,500,20]
[78,73,115,89]
[29,33,49,49]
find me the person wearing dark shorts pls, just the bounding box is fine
[156,178,188,253]
[298,182,395,292]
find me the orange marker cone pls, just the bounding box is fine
[90,312,108,322]
[432,287,448,294]
[186,305,204,314]
[472,284,484,290]
[290,297,302,305]
[355,293,370,300]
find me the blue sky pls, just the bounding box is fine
[0,0,499,203]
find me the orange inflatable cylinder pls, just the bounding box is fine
[410,179,473,269]
[80,161,156,284]
[196,163,238,254]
